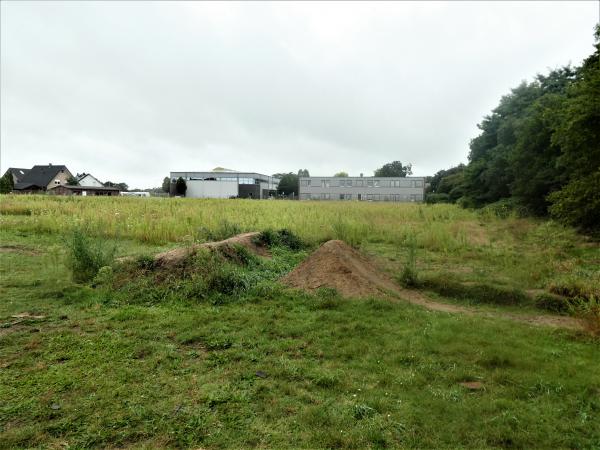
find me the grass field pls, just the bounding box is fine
[1,196,599,448]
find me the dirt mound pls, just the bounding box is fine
[152,232,269,267]
[281,240,398,297]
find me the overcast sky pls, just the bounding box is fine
[1,1,598,188]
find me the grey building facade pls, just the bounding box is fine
[170,169,280,199]
[299,176,425,202]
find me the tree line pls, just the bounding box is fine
[428,25,599,232]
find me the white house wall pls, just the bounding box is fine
[186,180,238,199]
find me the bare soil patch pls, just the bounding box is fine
[0,245,41,256]
[281,240,398,297]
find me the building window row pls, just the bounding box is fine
[303,179,423,188]
[300,193,423,201]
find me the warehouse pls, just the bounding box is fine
[170,168,280,199]
[298,176,425,202]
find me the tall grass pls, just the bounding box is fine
[65,227,117,283]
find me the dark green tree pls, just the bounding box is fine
[175,177,187,196]
[66,175,79,186]
[334,171,348,177]
[0,172,14,194]
[162,177,171,193]
[277,173,299,196]
[297,169,310,177]
[374,161,412,177]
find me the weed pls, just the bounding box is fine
[197,219,241,242]
[570,296,600,336]
[399,235,419,287]
[64,227,116,283]
[353,403,376,420]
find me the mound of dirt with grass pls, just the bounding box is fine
[281,240,398,297]
[152,232,269,267]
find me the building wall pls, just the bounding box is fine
[45,168,73,190]
[298,176,425,202]
[78,174,104,187]
[185,180,239,198]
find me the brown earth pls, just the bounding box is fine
[282,239,584,331]
[281,240,399,298]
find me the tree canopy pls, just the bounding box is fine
[333,171,348,177]
[431,25,599,231]
[374,161,412,177]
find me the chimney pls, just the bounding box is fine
[360,173,363,177]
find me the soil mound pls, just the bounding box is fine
[281,240,397,297]
[153,232,269,267]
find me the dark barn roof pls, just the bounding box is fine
[13,165,69,190]
[5,168,30,183]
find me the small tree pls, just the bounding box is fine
[0,172,14,193]
[66,175,79,186]
[175,177,187,196]
[162,177,171,193]
[334,171,348,177]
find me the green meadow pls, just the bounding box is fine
[1,196,599,448]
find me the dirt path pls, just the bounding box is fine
[392,288,583,331]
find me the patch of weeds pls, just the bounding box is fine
[218,244,259,266]
[398,234,419,287]
[420,275,528,306]
[206,265,250,296]
[64,227,117,283]
[197,219,241,242]
[135,255,156,271]
[330,220,366,248]
[535,292,572,314]
[570,296,600,337]
[549,275,599,302]
[353,403,376,420]
[254,228,305,250]
[311,287,343,310]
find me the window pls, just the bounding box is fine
[410,194,417,202]
[355,180,363,187]
[300,179,311,187]
[357,193,362,201]
[346,180,352,187]
[339,180,345,187]
[321,180,330,188]
[367,180,374,188]
[374,180,380,187]
[339,193,345,200]
[367,194,373,201]
[54,180,61,185]
[391,180,400,187]
[415,180,423,188]
[321,193,330,200]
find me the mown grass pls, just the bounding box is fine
[1,197,600,448]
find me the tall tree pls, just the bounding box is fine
[175,177,187,196]
[297,169,310,177]
[277,173,299,196]
[374,161,412,177]
[0,172,14,194]
[162,177,171,193]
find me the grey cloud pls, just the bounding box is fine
[1,1,597,187]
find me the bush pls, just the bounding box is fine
[425,193,451,204]
[534,292,572,314]
[197,219,241,242]
[65,228,116,283]
[255,229,305,250]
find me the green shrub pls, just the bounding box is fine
[426,193,451,204]
[65,228,116,283]
[206,265,249,296]
[255,228,305,250]
[548,276,599,302]
[534,292,571,314]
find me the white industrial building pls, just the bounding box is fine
[170,168,280,199]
